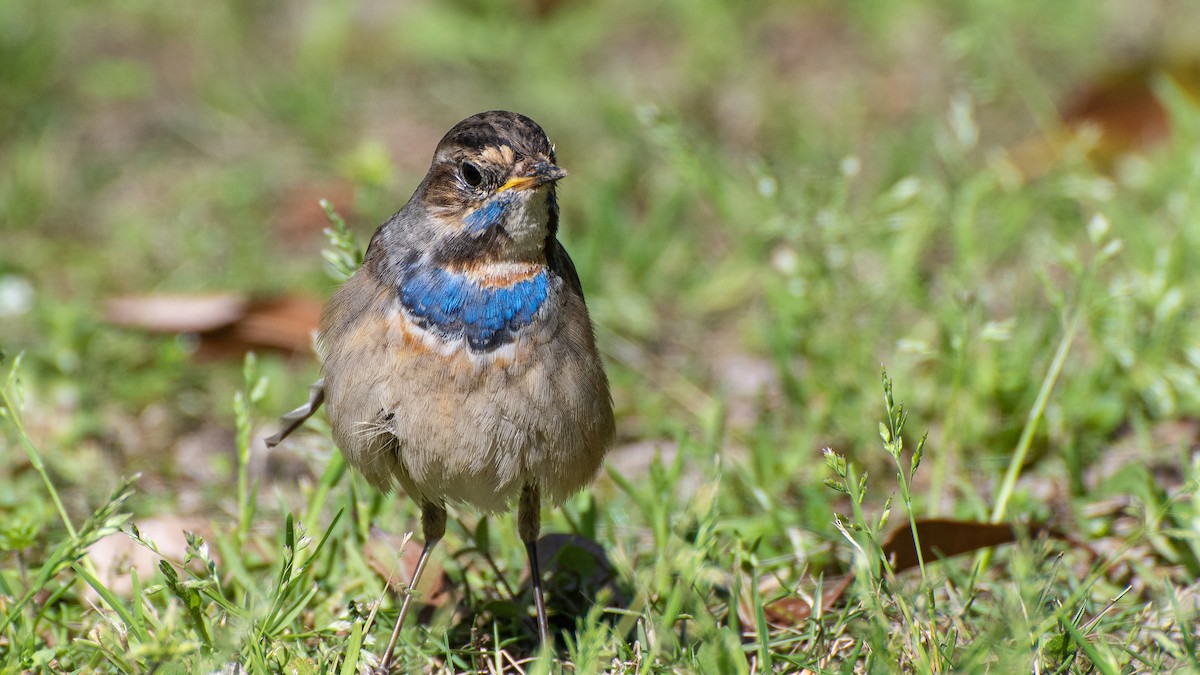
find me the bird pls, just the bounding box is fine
[272,111,615,671]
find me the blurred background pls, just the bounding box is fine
[4,0,1200,629]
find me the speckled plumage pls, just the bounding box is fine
[317,111,614,662]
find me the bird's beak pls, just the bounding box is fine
[497,161,568,193]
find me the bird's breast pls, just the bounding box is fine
[397,262,552,353]
[319,259,613,508]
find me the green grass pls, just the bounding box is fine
[5,0,1200,671]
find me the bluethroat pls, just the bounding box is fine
[269,111,615,669]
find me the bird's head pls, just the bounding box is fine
[413,111,566,266]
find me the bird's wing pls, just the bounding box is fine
[548,239,586,299]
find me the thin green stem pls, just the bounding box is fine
[990,309,1082,523]
[0,360,77,539]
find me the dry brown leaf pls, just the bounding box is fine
[881,519,1034,572]
[1009,59,1200,178]
[204,295,322,357]
[1060,62,1200,160]
[106,294,245,333]
[757,575,853,626]
[104,293,321,359]
[761,518,1066,625]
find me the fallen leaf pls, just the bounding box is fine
[1008,59,1200,178]
[104,293,321,359]
[106,294,245,333]
[880,519,1034,572]
[756,575,853,626]
[1060,62,1200,160]
[760,518,1068,625]
[203,295,322,357]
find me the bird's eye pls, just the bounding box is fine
[460,161,484,188]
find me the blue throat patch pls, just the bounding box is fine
[463,193,513,233]
[398,264,550,351]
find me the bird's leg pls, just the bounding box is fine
[519,483,551,647]
[377,502,446,674]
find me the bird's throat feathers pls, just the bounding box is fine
[447,184,557,263]
[398,261,551,351]
[463,194,512,233]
